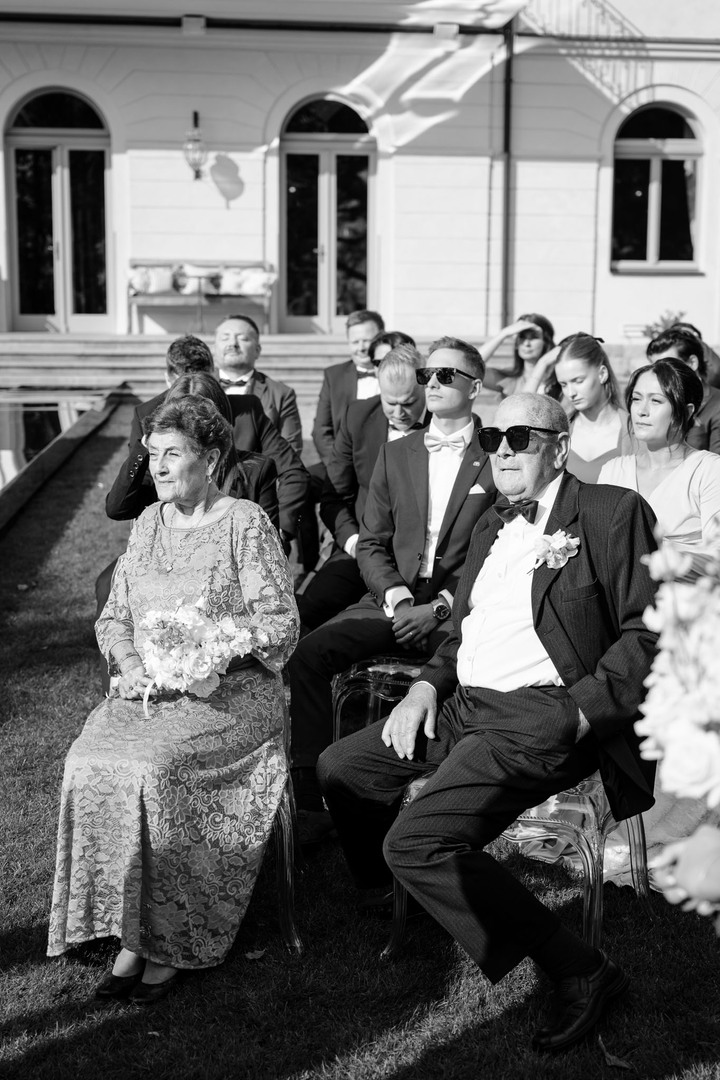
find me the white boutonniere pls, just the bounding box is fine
[531,529,580,572]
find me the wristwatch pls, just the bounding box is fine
[431,598,451,621]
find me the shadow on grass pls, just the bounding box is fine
[0,427,127,633]
[2,845,720,1079]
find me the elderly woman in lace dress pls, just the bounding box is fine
[48,395,299,1004]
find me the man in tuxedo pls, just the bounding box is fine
[312,309,386,465]
[297,343,428,632]
[290,337,497,837]
[214,313,303,454]
[105,334,308,546]
[318,392,659,1052]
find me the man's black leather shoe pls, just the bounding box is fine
[532,952,629,1053]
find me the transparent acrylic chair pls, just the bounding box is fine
[273,688,303,953]
[331,655,425,743]
[381,771,652,959]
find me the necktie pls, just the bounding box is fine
[356,370,377,379]
[219,377,251,390]
[424,431,467,454]
[492,496,539,524]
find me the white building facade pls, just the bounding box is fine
[1,0,719,343]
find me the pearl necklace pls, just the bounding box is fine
[158,488,220,574]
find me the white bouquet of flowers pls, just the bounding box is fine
[636,524,720,808]
[138,600,268,716]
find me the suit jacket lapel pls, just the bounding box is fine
[530,471,581,623]
[406,431,429,529]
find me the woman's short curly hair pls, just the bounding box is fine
[143,395,233,468]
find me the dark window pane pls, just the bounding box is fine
[612,159,650,261]
[15,148,55,314]
[659,159,695,261]
[336,156,368,316]
[285,99,368,135]
[617,107,694,140]
[12,91,104,129]
[285,154,319,317]
[69,150,107,314]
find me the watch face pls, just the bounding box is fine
[433,601,451,620]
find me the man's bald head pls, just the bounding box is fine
[489,393,569,502]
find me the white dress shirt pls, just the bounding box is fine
[455,472,565,691]
[218,369,252,395]
[383,418,474,618]
[355,369,380,400]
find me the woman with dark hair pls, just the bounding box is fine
[599,358,720,576]
[553,333,633,483]
[368,330,416,366]
[48,396,299,1003]
[479,313,561,399]
[166,372,279,529]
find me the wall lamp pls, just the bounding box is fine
[183,111,208,180]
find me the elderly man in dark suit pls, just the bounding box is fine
[297,343,428,632]
[105,334,308,547]
[214,314,303,455]
[319,392,658,1053]
[290,337,497,838]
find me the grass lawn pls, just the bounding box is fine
[1,404,720,1079]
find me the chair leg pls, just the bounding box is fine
[565,831,604,950]
[274,784,303,954]
[380,877,408,961]
[625,813,654,918]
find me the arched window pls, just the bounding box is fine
[6,89,110,331]
[280,97,375,332]
[611,105,700,268]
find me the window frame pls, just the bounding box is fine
[611,125,702,274]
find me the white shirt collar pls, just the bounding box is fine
[532,472,565,531]
[426,416,474,446]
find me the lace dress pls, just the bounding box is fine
[47,499,299,968]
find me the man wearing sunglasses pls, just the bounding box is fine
[319,392,659,1053]
[289,337,496,843]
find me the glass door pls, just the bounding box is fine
[281,147,371,333]
[10,141,110,331]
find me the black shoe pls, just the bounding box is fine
[129,971,183,1005]
[532,952,629,1053]
[297,808,336,847]
[94,969,145,1001]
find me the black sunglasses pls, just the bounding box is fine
[479,425,563,452]
[416,367,476,386]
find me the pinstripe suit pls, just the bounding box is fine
[319,471,659,983]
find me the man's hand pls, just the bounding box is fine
[381,682,437,760]
[392,601,437,650]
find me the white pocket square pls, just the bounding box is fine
[468,484,486,495]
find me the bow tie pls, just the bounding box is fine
[219,376,251,388]
[493,497,539,524]
[356,369,377,379]
[424,431,467,454]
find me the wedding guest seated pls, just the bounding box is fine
[480,313,561,400]
[297,344,427,633]
[599,358,720,869]
[48,395,299,1004]
[290,338,496,842]
[599,358,720,576]
[319,392,658,1053]
[368,329,416,366]
[105,334,308,551]
[166,371,279,528]
[647,327,720,454]
[552,333,634,483]
[669,320,720,391]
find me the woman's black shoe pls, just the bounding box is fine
[94,970,145,1000]
[129,971,182,1005]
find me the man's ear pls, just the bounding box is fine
[468,378,482,400]
[688,354,700,373]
